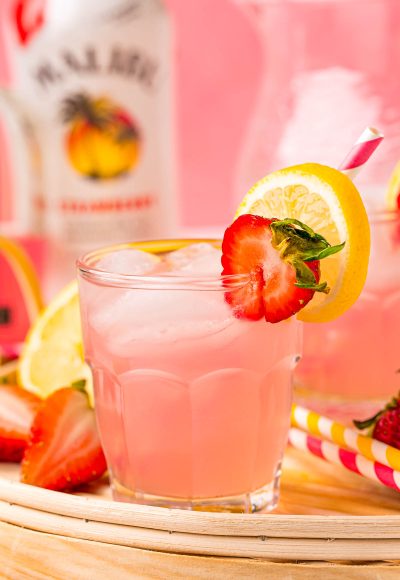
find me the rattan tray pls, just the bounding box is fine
[2,448,400,579]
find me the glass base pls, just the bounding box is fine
[111,476,280,513]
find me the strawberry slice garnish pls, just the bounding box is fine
[0,384,41,462]
[21,381,106,491]
[222,214,344,323]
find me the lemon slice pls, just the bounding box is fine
[18,281,92,400]
[386,160,400,211]
[236,163,370,322]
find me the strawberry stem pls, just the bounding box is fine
[270,219,345,294]
[71,379,87,393]
[354,393,400,431]
[309,242,345,261]
[353,411,383,431]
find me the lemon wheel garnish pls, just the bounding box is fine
[18,281,92,401]
[386,160,400,211]
[235,163,370,323]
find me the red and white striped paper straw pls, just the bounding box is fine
[339,126,384,180]
[291,404,400,471]
[288,427,400,493]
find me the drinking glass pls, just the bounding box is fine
[77,239,301,512]
[295,211,400,420]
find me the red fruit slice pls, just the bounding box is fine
[262,259,320,324]
[0,384,41,462]
[222,214,276,320]
[222,214,326,323]
[21,383,106,491]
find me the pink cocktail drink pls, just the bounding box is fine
[296,211,400,417]
[78,240,300,512]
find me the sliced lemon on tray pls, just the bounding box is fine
[18,281,92,401]
[236,163,370,323]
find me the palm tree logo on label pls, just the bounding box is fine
[62,93,141,180]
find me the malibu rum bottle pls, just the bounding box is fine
[4,0,176,292]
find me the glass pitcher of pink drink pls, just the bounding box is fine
[234,0,400,215]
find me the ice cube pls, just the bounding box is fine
[88,281,241,359]
[88,244,236,354]
[165,243,222,276]
[96,249,161,275]
[86,249,163,336]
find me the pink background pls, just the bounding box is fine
[0,0,261,228]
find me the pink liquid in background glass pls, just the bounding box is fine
[296,213,400,412]
[78,244,300,505]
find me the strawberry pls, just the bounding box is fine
[221,214,344,323]
[354,394,400,449]
[21,381,106,491]
[0,384,41,462]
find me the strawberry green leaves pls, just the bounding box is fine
[269,218,345,293]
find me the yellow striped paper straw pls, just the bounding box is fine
[291,404,400,472]
[288,428,400,493]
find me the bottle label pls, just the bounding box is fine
[8,0,175,252]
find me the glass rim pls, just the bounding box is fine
[77,211,400,288]
[76,238,249,291]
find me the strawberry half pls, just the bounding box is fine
[354,394,400,449]
[21,382,106,491]
[0,384,41,462]
[221,214,344,323]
